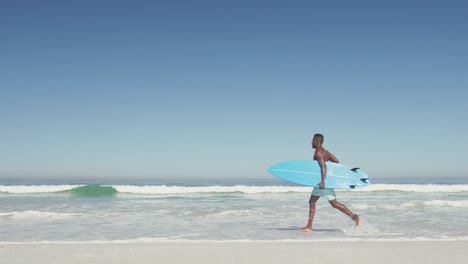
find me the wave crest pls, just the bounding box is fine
[112,185,309,194]
[355,184,468,193]
[0,185,83,194]
[0,211,77,220]
[1,183,468,195]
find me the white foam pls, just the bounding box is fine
[208,210,264,217]
[0,185,84,194]
[1,183,468,195]
[353,184,468,193]
[111,185,311,194]
[112,184,468,194]
[0,211,77,220]
[352,200,468,211]
[404,200,468,208]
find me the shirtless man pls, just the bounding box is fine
[300,133,360,233]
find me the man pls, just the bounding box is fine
[300,133,359,233]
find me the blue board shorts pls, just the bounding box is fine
[311,188,336,201]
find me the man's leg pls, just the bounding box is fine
[300,195,320,232]
[329,199,360,225]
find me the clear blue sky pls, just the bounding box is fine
[1,0,467,181]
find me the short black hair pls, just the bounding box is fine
[314,133,324,143]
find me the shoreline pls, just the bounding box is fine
[2,241,467,264]
[2,237,468,244]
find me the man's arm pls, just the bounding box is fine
[329,153,339,163]
[316,151,327,189]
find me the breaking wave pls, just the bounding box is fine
[1,184,468,196]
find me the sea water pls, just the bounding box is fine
[1,178,468,243]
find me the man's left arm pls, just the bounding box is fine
[329,153,339,163]
[317,152,327,189]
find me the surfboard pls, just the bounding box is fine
[267,160,371,189]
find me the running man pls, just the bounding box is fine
[300,133,360,233]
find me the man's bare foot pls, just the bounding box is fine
[352,214,360,226]
[299,227,312,233]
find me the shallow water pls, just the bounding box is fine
[1,180,468,242]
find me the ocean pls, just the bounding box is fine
[1,178,468,243]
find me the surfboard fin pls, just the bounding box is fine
[360,178,370,184]
[351,168,360,172]
[349,185,357,189]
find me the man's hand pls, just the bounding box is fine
[319,181,325,189]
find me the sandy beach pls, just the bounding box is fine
[1,241,467,264]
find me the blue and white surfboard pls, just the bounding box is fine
[267,160,371,189]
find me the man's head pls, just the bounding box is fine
[312,133,324,149]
